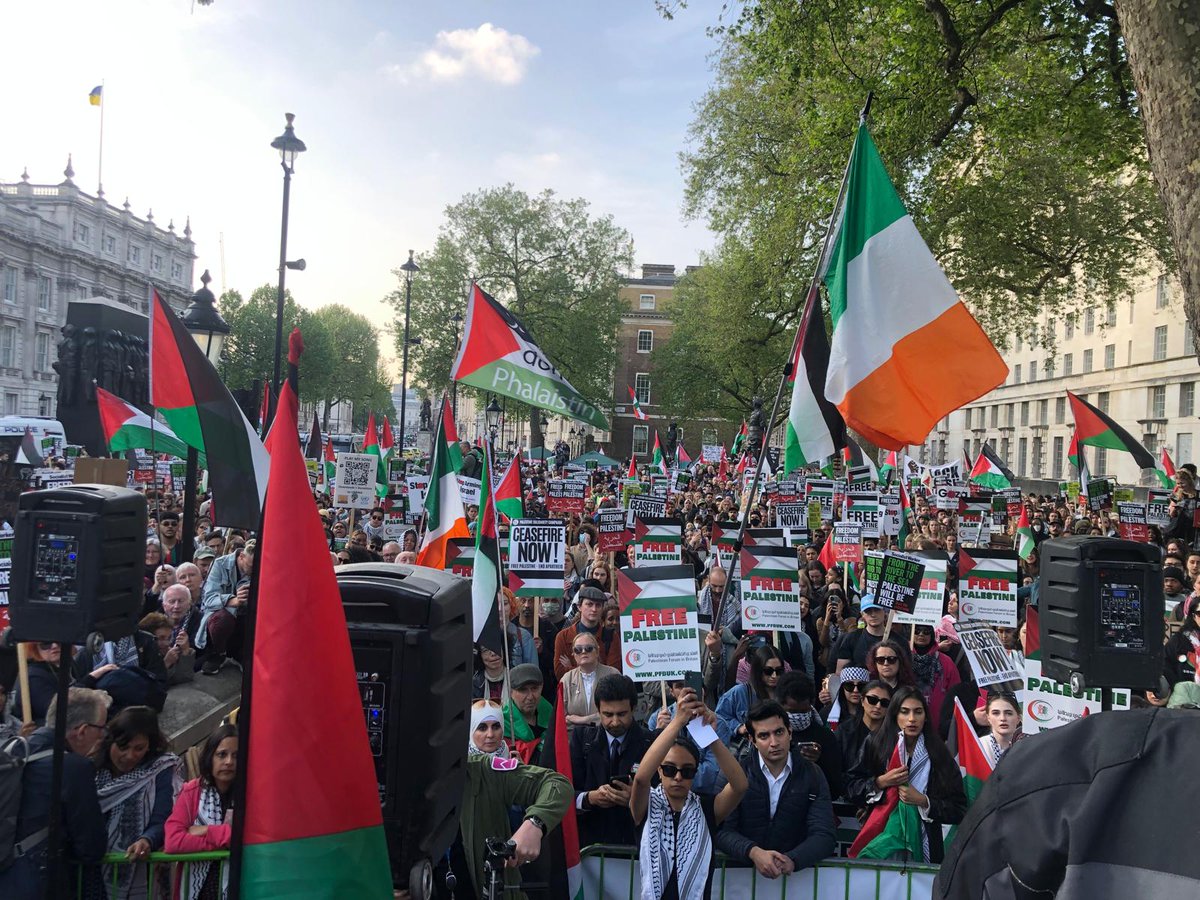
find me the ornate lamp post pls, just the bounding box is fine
[268,113,306,428]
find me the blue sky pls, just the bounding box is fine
[1,0,724,371]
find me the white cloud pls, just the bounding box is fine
[385,23,539,86]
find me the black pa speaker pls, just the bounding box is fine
[8,484,146,645]
[335,563,472,895]
[1039,536,1164,691]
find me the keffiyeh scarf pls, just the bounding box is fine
[899,733,932,863]
[94,753,180,899]
[639,786,711,900]
[95,635,140,670]
[186,784,229,900]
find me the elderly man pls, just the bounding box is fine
[397,550,417,564]
[159,583,199,682]
[503,664,554,763]
[381,541,402,563]
[197,539,255,675]
[176,561,203,606]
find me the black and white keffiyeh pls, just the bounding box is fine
[639,786,711,900]
[185,784,229,900]
[94,753,180,899]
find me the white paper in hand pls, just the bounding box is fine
[686,718,720,749]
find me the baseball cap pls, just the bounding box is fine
[859,594,883,612]
[193,547,216,561]
[510,663,543,689]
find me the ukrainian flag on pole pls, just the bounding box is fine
[88,85,103,106]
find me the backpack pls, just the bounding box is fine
[0,736,54,871]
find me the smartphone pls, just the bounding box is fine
[683,670,704,699]
[608,774,632,788]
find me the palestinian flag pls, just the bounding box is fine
[321,437,336,490]
[439,397,463,472]
[817,534,837,572]
[842,438,879,483]
[785,283,847,473]
[627,385,647,421]
[849,737,924,859]
[239,329,392,899]
[96,386,193,462]
[1067,430,1082,471]
[898,479,913,549]
[1067,390,1156,470]
[947,697,993,847]
[363,412,387,497]
[451,282,608,429]
[1157,447,1176,489]
[626,454,637,479]
[507,570,562,598]
[553,680,585,900]
[150,289,268,529]
[731,420,747,457]
[304,409,322,460]
[717,446,729,481]
[879,450,898,483]
[651,432,668,475]
[1072,430,1092,503]
[616,564,696,616]
[416,398,471,570]
[380,416,395,463]
[970,443,1015,491]
[471,446,505,652]
[14,426,43,467]
[677,444,692,466]
[1016,506,1035,561]
[820,456,836,479]
[823,124,1007,450]
[494,454,523,522]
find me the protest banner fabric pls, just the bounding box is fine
[844,490,881,538]
[617,564,701,681]
[955,619,1023,687]
[507,518,566,597]
[929,460,963,486]
[744,528,787,548]
[957,548,1019,627]
[596,508,630,553]
[633,516,683,567]
[1021,657,1131,734]
[546,478,586,514]
[1117,501,1150,542]
[333,452,379,509]
[740,546,803,631]
[893,557,947,626]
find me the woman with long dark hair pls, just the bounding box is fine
[866,639,916,691]
[909,625,961,733]
[846,686,966,864]
[714,645,786,738]
[837,680,893,775]
[165,723,237,899]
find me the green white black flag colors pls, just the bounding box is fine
[617,565,700,682]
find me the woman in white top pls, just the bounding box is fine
[560,632,618,727]
[982,690,1022,765]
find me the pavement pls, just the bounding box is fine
[160,664,242,749]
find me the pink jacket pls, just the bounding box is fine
[164,779,231,853]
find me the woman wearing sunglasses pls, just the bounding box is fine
[632,689,747,900]
[560,632,619,728]
[866,640,916,692]
[714,646,788,740]
[837,680,893,775]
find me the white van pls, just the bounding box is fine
[0,416,67,446]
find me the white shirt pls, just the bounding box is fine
[760,757,792,818]
[581,669,597,707]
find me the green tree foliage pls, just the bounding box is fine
[389,184,634,442]
[655,0,1173,414]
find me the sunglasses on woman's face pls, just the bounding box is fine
[659,763,697,780]
[843,682,866,693]
[573,645,597,654]
[763,665,784,676]
[863,694,889,707]
[875,655,899,665]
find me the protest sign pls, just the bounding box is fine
[776,479,801,503]
[388,458,406,486]
[783,526,810,547]
[405,475,429,514]
[620,479,642,509]
[333,452,378,508]
[33,469,73,490]
[670,470,693,494]
[0,530,12,629]
[626,494,665,527]
[956,619,1023,687]
[617,564,701,681]
[650,474,669,498]
[1022,657,1131,734]
[596,508,630,553]
[805,479,835,519]
[807,500,823,532]
[934,483,969,510]
[508,519,566,597]
[929,460,963,486]
[873,553,926,615]
[710,521,741,577]
[744,528,787,548]
[847,465,874,487]
[740,546,803,631]
[1146,489,1172,528]
[958,495,993,543]
[957,548,1019,626]
[878,489,900,537]
[701,444,722,463]
[1116,501,1149,542]
[156,461,174,491]
[831,522,863,564]
[997,487,1022,522]
[445,537,475,578]
[774,503,808,529]
[862,550,885,598]
[633,516,683,567]
[457,476,482,507]
[1086,478,1113,512]
[1113,488,1135,503]
[894,557,947,627]
[380,512,408,541]
[546,478,586,514]
[844,490,881,538]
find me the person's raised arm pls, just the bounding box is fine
[709,728,748,824]
[630,707,690,826]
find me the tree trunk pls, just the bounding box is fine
[1115,1,1200,356]
[530,409,544,453]
[322,397,331,432]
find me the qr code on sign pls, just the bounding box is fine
[340,456,375,489]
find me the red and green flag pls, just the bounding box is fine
[472,446,505,653]
[898,479,913,549]
[731,420,747,457]
[879,450,898,483]
[946,697,993,848]
[362,412,387,497]
[785,283,847,473]
[848,739,924,860]
[969,442,1015,491]
[1158,447,1176,489]
[438,397,463,472]
[1067,390,1156,471]
[150,288,268,528]
[717,446,729,481]
[239,329,392,898]
[651,432,667,475]
[14,426,43,467]
[416,399,471,569]
[494,454,523,522]
[1016,505,1035,561]
[627,385,647,421]
[842,438,879,483]
[95,385,194,462]
[553,680,585,900]
[321,437,336,490]
[380,416,394,459]
[626,454,637,479]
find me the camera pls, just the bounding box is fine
[484,837,515,867]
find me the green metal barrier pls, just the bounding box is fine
[75,851,229,899]
[579,844,939,900]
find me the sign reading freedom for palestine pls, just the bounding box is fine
[617,564,701,681]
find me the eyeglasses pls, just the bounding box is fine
[573,645,597,654]
[863,694,889,707]
[762,666,784,676]
[659,763,697,780]
[843,681,866,693]
[84,722,107,732]
[874,655,899,665]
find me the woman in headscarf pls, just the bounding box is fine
[468,699,510,762]
[909,624,961,734]
[90,706,179,899]
[165,723,237,899]
[819,665,870,727]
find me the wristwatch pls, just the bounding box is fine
[524,815,547,836]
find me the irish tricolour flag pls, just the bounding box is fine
[96,385,194,462]
[823,124,1007,450]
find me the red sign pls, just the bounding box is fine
[595,509,629,553]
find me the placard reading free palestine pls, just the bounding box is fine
[957,548,1019,627]
[617,564,701,682]
[739,546,802,632]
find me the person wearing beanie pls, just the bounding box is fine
[1163,565,1190,619]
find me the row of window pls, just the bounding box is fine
[986,431,1193,481]
[1013,275,1175,350]
[1,269,55,311]
[966,383,1195,432]
[72,221,185,280]
[1011,325,1188,385]
[1,392,53,417]
[0,324,54,371]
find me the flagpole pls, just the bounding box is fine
[97,79,105,195]
[720,96,867,591]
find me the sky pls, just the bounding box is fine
[1,0,724,376]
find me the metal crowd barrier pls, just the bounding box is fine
[75,850,229,899]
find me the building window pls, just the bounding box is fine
[1056,397,1066,424]
[1020,401,1029,426]
[1038,399,1049,425]
[128,245,142,265]
[0,325,16,368]
[171,261,184,282]
[1,269,16,304]
[1018,438,1028,477]
[1014,364,1021,384]
[1000,437,1010,465]
[1150,385,1166,419]
[1105,302,1117,327]
[1084,307,1095,334]
[1145,433,1158,455]
[964,408,972,430]
[34,332,49,372]
[1186,327,1195,356]
[1181,382,1195,418]
[1045,357,1055,378]
[1178,434,1193,465]
[1104,344,1115,369]
[1153,325,1168,361]
[636,330,653,353]
[1065,316,1075,340]
[73,221,91,245]
[638,293,655,311]
[104,234,117,255]
[1015,334,1023,352]
[1032,437,1043,478]
[1052,436,1064,480]
[37,276,51,310]
[151,253,163,273]
[990,405,999,428]
[632,425,649,456]
[37,394,51,417]
[1095,447,1108,476]
[1082,349,1093,373]
[1063,353,1073,376]
[1029,360,1037,382]
[1006,403,1015,427]
[1098,392,1110,414]
[3,393,18,416]
[1157,274,1170,309]
[634,373,651,405]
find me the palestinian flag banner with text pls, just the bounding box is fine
[616,564,701,682]
[739,545,802,632]
[451,283,608,429]
[445,537,475,579]
[969,442,1015,491]
[96,386,195,462]
[1067,390,1156,471]
[957,548,1019,627]
[150,289,268,528]
[634,516,683,567]
[823,124,1007,450]
[785,284,847,473]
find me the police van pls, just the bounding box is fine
[0,416,66,447]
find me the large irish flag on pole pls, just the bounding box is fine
[823,124,1008,450]
[451,283,609,430]
[95,386,195,462]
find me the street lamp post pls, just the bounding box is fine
[180,269,230,564]
[397,250,420,451]
[451,311,463,420]
[268,113,306,429]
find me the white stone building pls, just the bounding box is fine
[0,159,195,416]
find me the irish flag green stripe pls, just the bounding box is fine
[242,825,392,898]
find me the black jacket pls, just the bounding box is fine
[568,722,653,846]
[11,661,61,726]
[791,719,844,800]
[717,747,836,870]
[936,708,1200,899]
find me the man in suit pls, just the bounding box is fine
[568,674,653,846]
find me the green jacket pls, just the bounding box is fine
[502,697,553,763]
[461,756,572,899]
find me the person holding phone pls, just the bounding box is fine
[654,676,734,794]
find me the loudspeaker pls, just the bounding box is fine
[8,484,146,645]
[1039,535,1164,691]
[335,563,472,892]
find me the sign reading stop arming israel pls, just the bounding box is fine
[507,519,566,597]
[957,548,1019,627]
[633,516,682,566]
[739,545,802,631]
[617,564,701,681]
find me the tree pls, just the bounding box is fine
[218,285,300,393]
[388,184,634,447]
[308,304,392,431]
